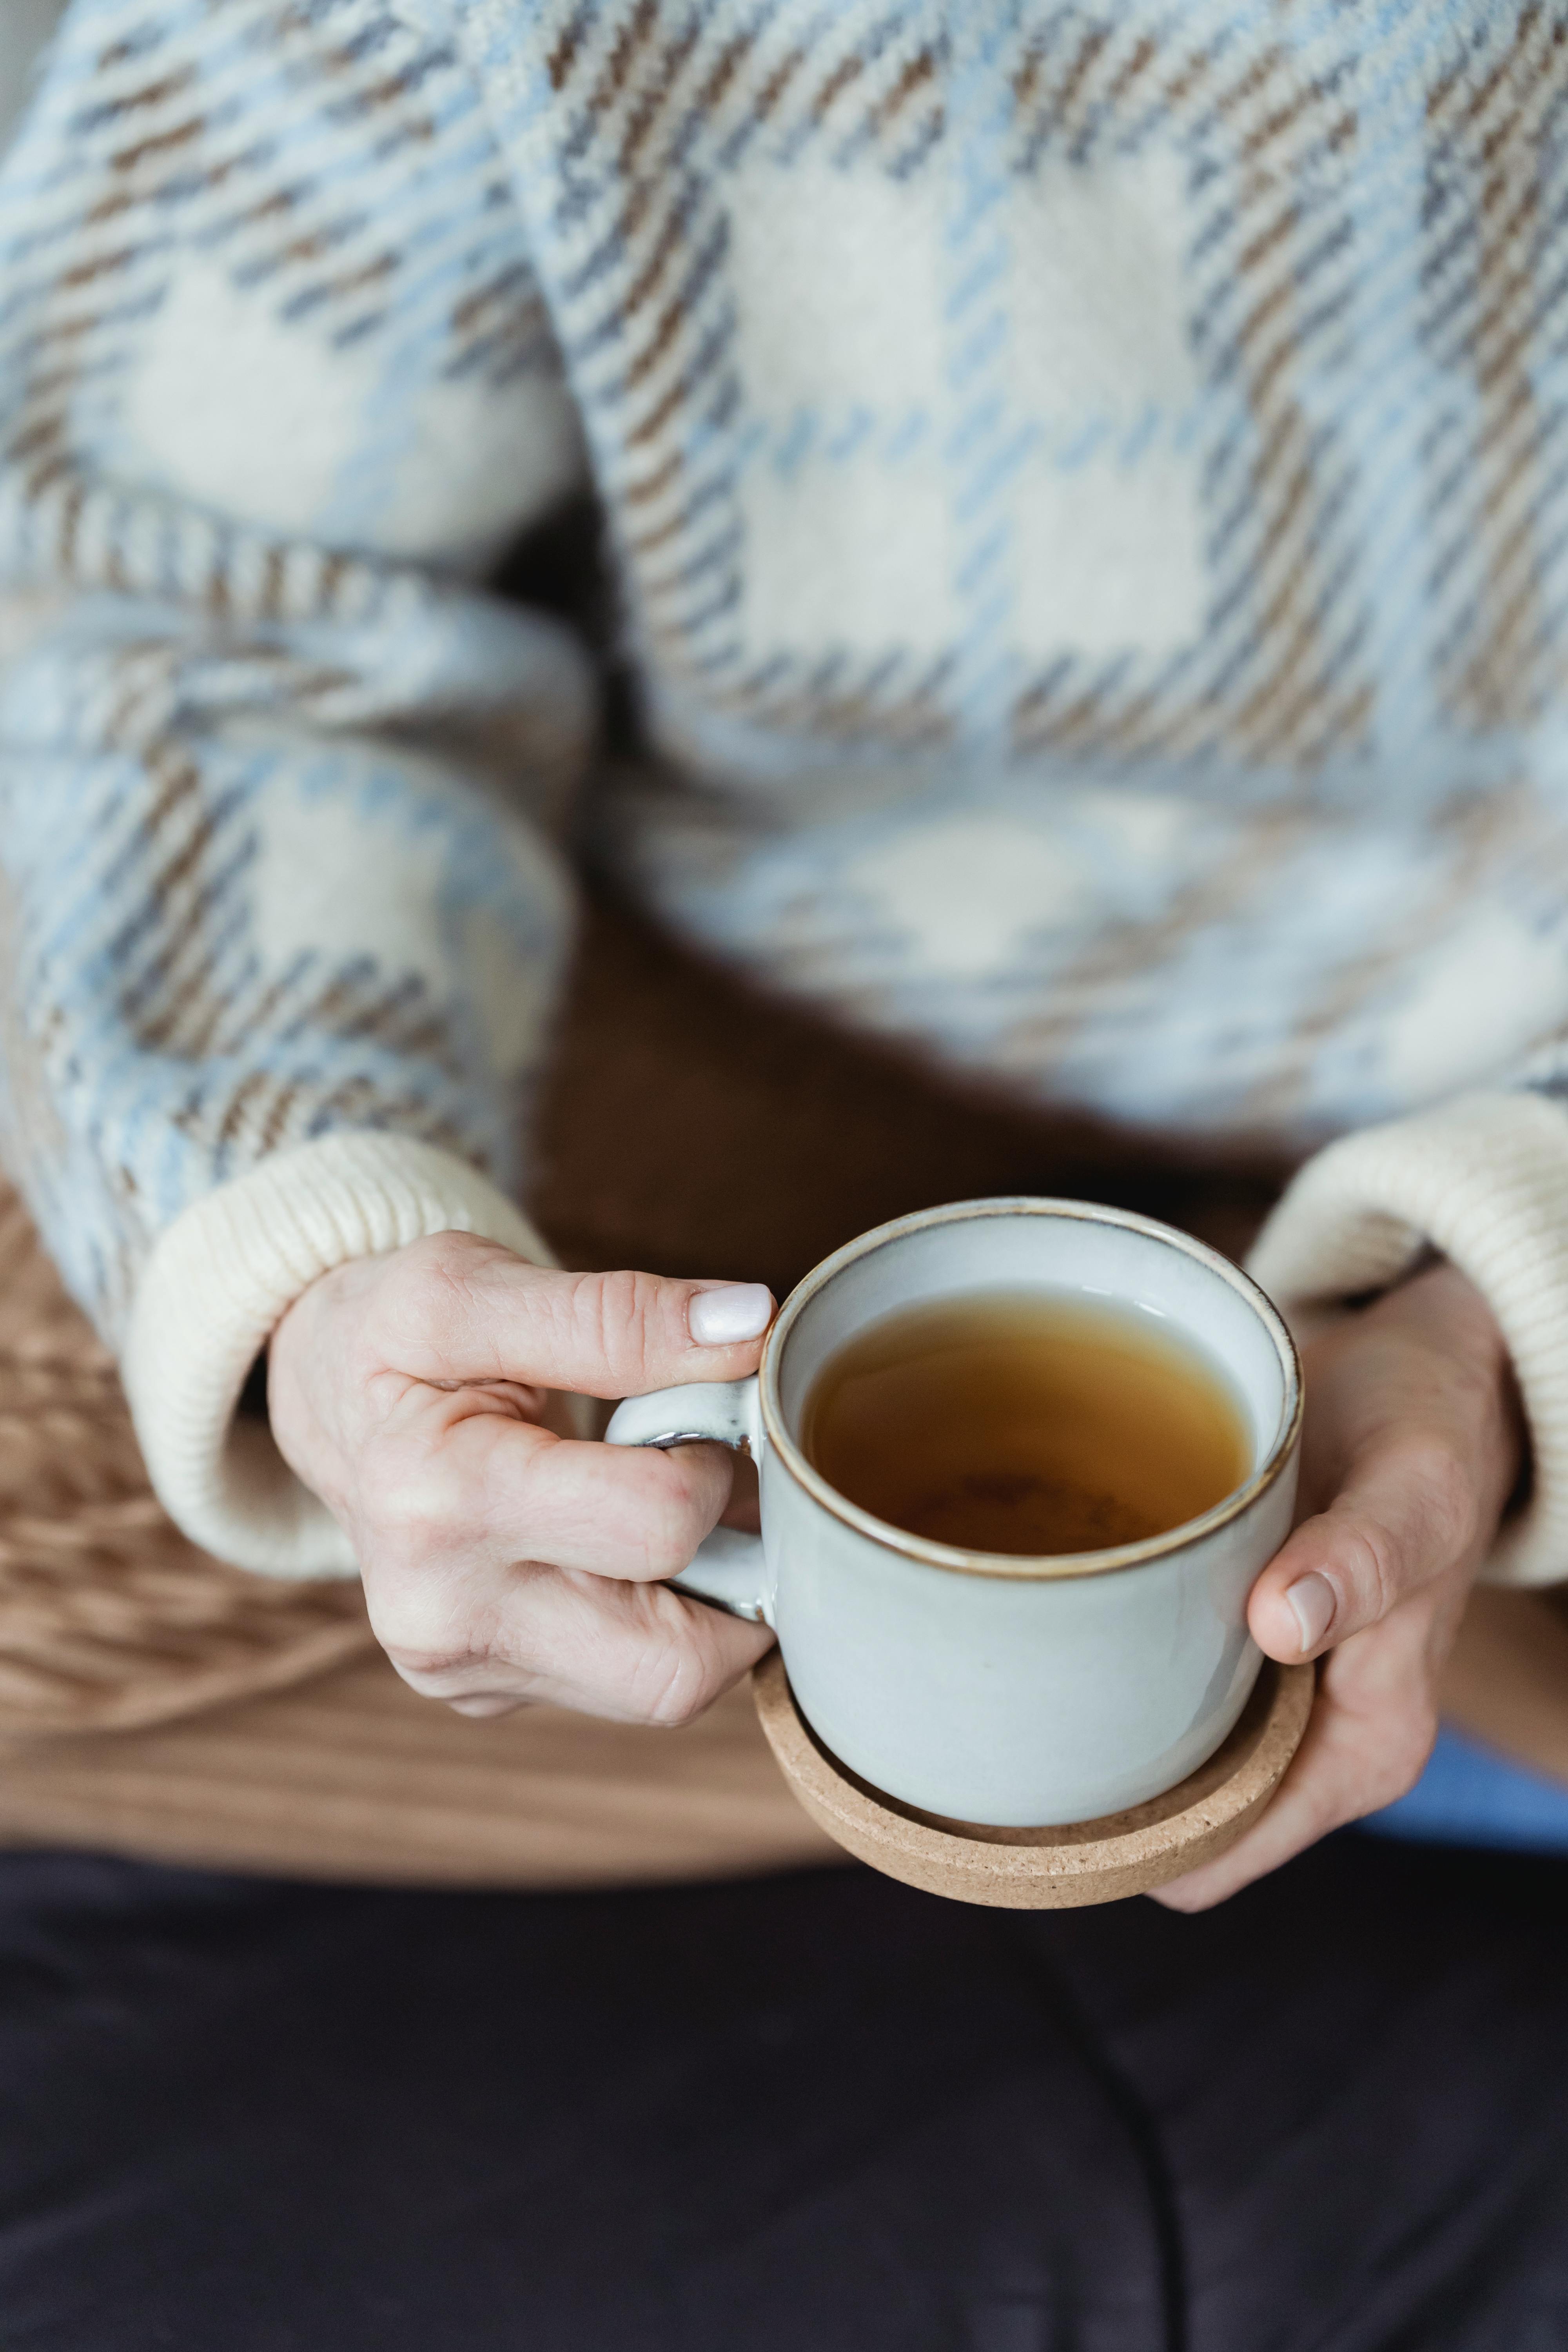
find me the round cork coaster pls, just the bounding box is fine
[752,1649,1315,1908]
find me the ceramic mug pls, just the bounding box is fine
[606,1199,1302,1828]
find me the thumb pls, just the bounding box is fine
[1248,1430,1475,1663]
[384,1239,777,1399]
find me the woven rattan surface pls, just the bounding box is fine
[0,1185,375,1741]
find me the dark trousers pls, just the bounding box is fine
[3,1834,1566,2352]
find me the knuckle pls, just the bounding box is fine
[635,1495,702,1583]
[627,1454,714,1580]
[377,1231,497,1350]
[366,1568,508,1685]
[382,1230,459,1308]
[635,1635,714,1730]
[355,1447,482,1614]
[573,1267,671,1383]
[408,1228,488,1282]
[1330,1517,1403,1622]
[362,1454,460,1561]
[367,1591,472,1681]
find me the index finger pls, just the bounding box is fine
[377,1238,776,1398]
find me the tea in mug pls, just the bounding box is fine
[800,1288,1251,1557]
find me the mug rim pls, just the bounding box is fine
[758,1196,1304,1583]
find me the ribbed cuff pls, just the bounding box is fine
[123,1136,554,1579]
[1247,1091,1568,1586]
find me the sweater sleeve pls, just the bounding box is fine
[0,0,594,1575]
[1248,1091,1568,1586]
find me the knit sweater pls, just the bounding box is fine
[5,0,1568,1584]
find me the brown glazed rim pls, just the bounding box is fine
[758,1197,1304,1583]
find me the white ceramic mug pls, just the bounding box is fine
[606,1199,1302,1828]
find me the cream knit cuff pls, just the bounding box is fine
[123,1134,554,1579]
[1247,1091,1568,1586]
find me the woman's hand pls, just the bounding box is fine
[1154,1259,1524,1911]
[267,1233,775,1724]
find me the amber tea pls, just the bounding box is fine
[800,1288,1252,1557]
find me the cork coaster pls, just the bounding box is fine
[752,1650,1315,1908]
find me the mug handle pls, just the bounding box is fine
[603,1379,773,1624]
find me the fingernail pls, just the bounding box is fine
[1285,1570,1336,1654]
[689,1283,773,1346]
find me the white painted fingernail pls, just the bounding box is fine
[689,1283,772,1346]
[1285,1571,1336,1654]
